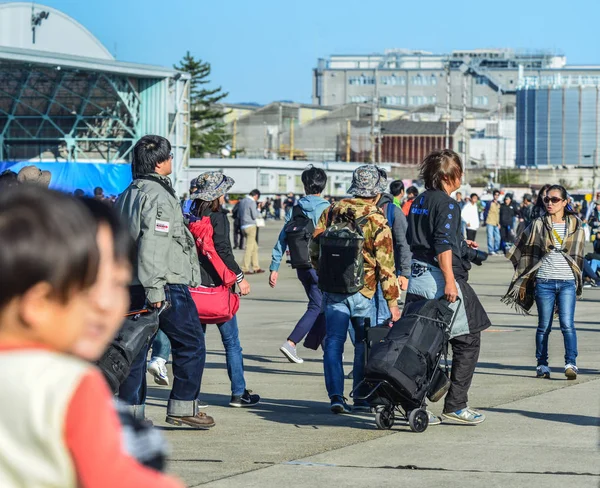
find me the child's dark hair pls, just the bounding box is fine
[406,186,419,198]
[390,180,404,197]
[301,165,327,195]
[0,186,100,307]
[79,198,135,266]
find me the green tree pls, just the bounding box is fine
[175,52,230,156]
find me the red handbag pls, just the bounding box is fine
[189,218,240,324]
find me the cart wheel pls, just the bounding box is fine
[375,409,395,430]
[408,408,429,433]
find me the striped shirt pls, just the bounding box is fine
[537,222,575,280]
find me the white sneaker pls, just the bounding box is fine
[565,364,578,380]
[147,357,169,386]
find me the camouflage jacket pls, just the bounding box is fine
[310,198,399,306]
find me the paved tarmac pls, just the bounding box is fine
[145,222,600,487]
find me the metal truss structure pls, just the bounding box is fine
[0,61,190,173]
[0,62,142,161]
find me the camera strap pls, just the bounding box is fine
[552,227,565,247]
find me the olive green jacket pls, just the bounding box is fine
[115,173,200,303]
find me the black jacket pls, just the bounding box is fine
[407,189,469,275]
[198,208,243,287]
[499,203,516,227]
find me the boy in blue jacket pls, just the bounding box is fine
[269,166,330,363]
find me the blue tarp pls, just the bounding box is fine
[0,162,132,196]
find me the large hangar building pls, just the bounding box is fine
[0,2,190,187]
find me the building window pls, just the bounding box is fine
[278,174,287,193]
[473,96,489,106]
[431,74,437,85]
[260,174,269,187]
[412,74,423,85]
[294,175,303,192]
[475,75,487,85]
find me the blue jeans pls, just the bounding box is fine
[373,283,391,325]
[590,259,600,276]
[322,292,373,404]
[534,279,578,366]
[486,224,501,254]
[288,268,325,345]
[119,284,206,418]
[151,329,171,361]
[202,315,246,396]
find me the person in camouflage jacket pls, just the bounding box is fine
[310,165,400,415]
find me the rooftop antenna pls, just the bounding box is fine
[31,4,50,44]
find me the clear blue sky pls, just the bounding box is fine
[36,0,600,104]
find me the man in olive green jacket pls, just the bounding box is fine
[115,135,215,430]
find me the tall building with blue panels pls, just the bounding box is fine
[516,86,600,167]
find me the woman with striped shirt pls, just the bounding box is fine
[503,185,585,380]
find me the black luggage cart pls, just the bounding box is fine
[351,299,459,433]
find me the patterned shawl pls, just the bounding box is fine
[502,214,585,314]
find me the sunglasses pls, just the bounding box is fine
[543,197,563,205]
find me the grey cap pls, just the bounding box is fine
[347,165,388,197]
[191,171,234,201]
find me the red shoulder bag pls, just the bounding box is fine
[189,218,240,324]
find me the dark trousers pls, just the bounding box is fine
[288,268,326,345]
[466,229,477,242]
[119,284,206,417]
[444,331,481,413]
[233,220,244,249]
[500,226,513,251]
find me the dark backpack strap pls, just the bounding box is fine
[385,202,396,228]
[326,204,336,227]
[354,212,376,235]
[291,204,305,219]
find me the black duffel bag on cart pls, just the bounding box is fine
[352,297,458,433]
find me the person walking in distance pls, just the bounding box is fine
[390,180,405,209]
[237,189,265,274]
[503,185,585,380]
[499,195,516,253]
[310,165,400,414]
[402,186,419,217]
[484,190,502,255]
[269,166,330,363]
[462,193,480,242]
[115,135,214,429]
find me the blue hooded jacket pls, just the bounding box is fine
[269,195,330,272]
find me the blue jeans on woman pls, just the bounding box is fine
[202,315,246,396]
[322,292,374,405]
[534,279,578,366]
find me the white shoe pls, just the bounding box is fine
[147,357,170,386]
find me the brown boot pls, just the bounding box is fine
[165,411,215,429]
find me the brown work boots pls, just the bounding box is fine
[166,411,215,429]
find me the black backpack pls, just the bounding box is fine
[284,205,314,269]
[317,207,373,294]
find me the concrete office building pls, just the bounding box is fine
[516,84,600,168]
[224,101,405,161]
[313,49,600,112]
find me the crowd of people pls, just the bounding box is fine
[0,135,595,485]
